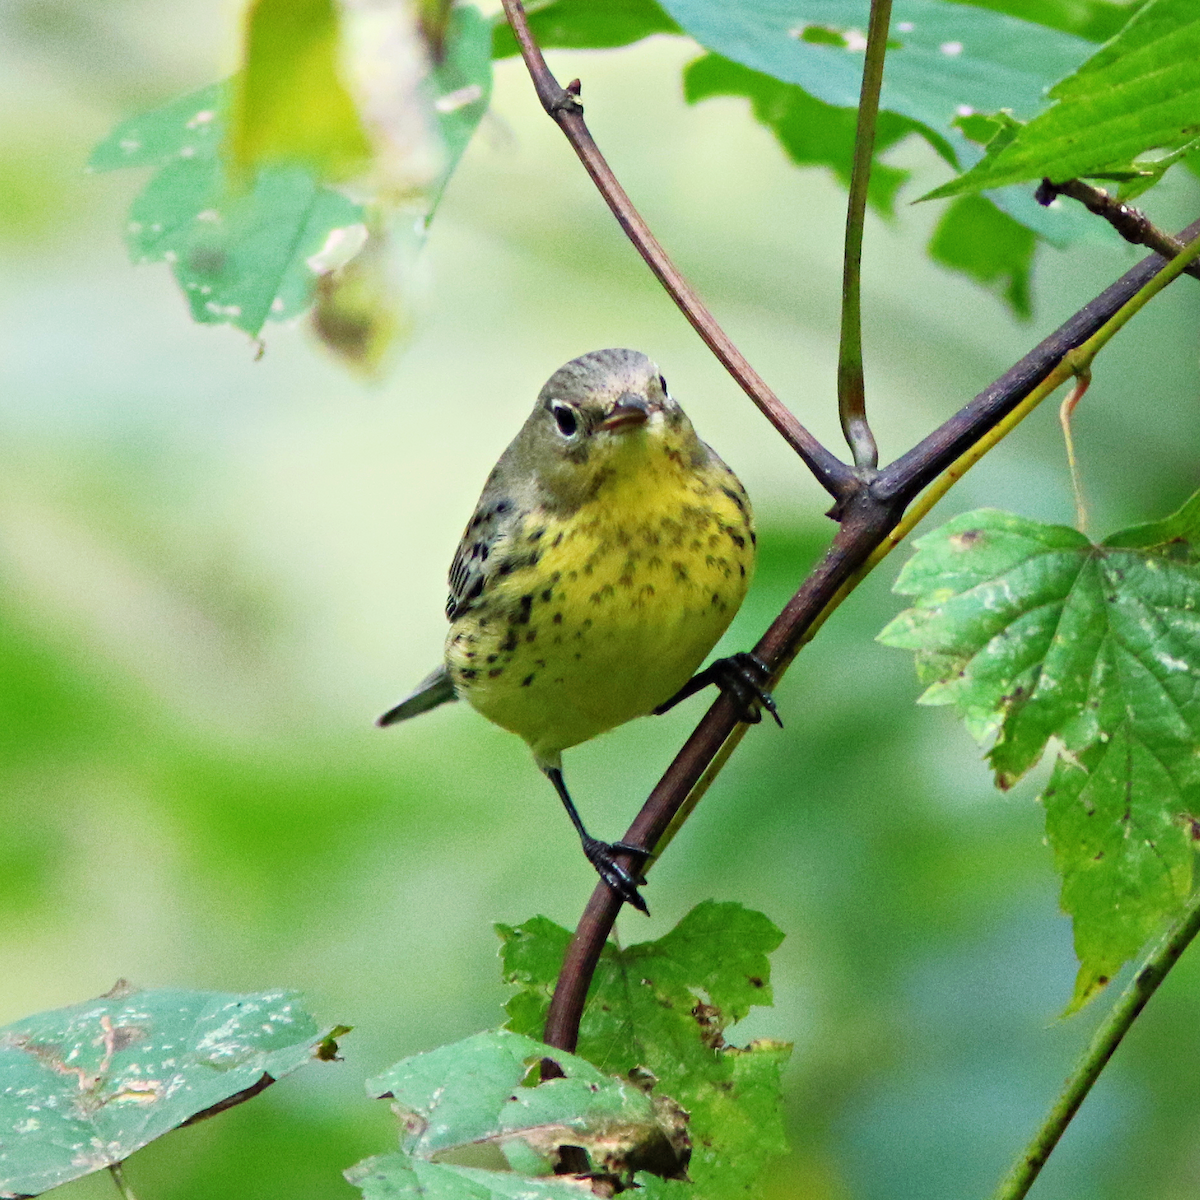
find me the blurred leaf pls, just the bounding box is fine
[0,984,337,1196]
[499,902,791,1198]
[928,193,1037,316]
[230,0,372,182]
[90,83,366,337]
[428,4,494,211]
[356,1029,687,1191]
[309,6,491,372]
[91,8,488,347]
[492,0,681,59]
[923,0,1200,200]
[684,53,929,216]
[953,0,1144,41]
[879,503,1200,1008]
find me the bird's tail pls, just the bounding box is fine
[377,665,457,726]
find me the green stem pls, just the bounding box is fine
[991,887,1200,1200]
[837,0,892,470]
[108,1162,140,1200]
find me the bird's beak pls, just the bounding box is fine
[598,393,650,433]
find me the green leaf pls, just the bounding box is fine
[660,0,1093,136]
[346,1154,588,1200]
[879,505,1200,1007]
[661,0,1103,249]
[499,902,791,1198]
[928,192,1037,316]
[230,0,373,181]
[923,0,1200,199]
[684,53,928,217]
[90,83,367,338]
[0,983,337,1195]
[952,0,1144,42]
[429,5,494,212]
[89,9,490,345]
[492,0,681,59]
[357,1030,688,1190]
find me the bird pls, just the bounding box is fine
[378,348,778,912]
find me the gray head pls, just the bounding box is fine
[483,349,707,514]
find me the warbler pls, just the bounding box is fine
[379,348,776,911]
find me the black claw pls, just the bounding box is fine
[583,837,650,914]
[712,653,783,728]
[653,651,782,727]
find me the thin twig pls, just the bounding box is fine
[540,220,1200,1052]
[108,1162,139,1200]
[498,0,857,506]
[991,887,1200,1200]
[836,0,892,471]
[1037,178,1200,282]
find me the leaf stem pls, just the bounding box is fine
[497,0,857,503]
[991,887,1200,1200]
[108,1162,140,1200]
[837,0,892,471]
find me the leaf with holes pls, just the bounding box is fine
[879,500,1200,1008]
[349,1029,688,1196]
[499,901,790,1198]
[923,0,1200,199]
[0,983,341,1196]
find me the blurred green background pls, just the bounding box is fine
[3,2,1200,1198]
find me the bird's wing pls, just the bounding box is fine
[377,664,457,726]
[445,494,517,621]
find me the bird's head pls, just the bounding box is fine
[505,348,706,513]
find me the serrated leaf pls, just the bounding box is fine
[499,902,790,1198]
[361,1030,687,1186]
[879,505,1200,1006]
[492,0,681,59]
[924,0,1200,199]
[0,984,336,1196]
[928,192,1037,316]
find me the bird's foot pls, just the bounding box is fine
[582,837,651,914]
[654,652,782,727]
[711,652,783,727]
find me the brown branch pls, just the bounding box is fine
[499,0,1200,1060]
[1036,178,1200,283]
[497,0,857,506]
[541,221,1200,1052]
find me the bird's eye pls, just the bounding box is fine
[658,374,668,395]
[551,402,579,437]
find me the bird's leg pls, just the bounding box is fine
[543,766,650,914]
[653,652,783,728]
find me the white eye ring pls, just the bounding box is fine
[551,401,579,437]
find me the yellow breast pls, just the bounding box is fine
[445,437,755,762]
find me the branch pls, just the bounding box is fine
[877,216,1200,505]
[497,0,857,506]
[836,0,892,471]
[1036,177,1200,282]
[991,888,1200,1200]
[541,220,1200,1052]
